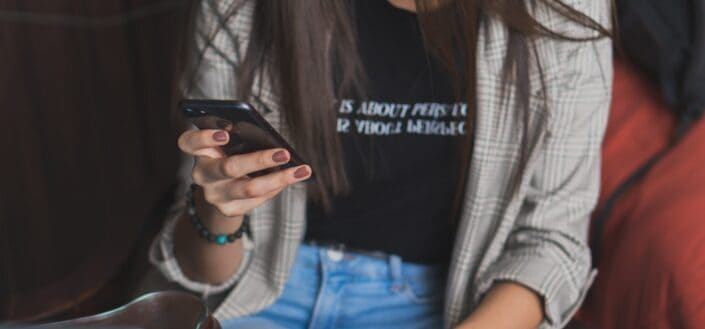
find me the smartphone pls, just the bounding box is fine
[180,99,310,177]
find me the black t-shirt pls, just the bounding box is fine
[304,0,467,264]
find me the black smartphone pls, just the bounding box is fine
[180,99,310,177]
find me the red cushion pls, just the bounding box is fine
[577,58,705,328]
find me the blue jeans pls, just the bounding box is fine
[222,244,446,329]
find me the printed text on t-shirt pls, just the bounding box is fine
[336,100,467,136]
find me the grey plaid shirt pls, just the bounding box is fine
[150,0,612,328]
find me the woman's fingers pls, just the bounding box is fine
[180,129,312,219]
[193,148,293,184]
[178,129,228,158]
[226,165,311,199]
[203,165,311,203]
[209,193,280,218]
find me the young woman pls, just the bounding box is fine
[151,0,612,328]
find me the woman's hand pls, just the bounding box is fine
[178,129,312,220]
[173,128,312,284]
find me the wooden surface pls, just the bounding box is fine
[0,0,192,320]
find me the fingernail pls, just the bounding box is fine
[293,166,311,179]
[272,150,289,163]
[213,131,228,142]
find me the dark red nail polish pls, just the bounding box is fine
[272,150,289,163]
[213,131,227,142]
[293,166,310,179]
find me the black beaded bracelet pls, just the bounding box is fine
[186,184,250,245]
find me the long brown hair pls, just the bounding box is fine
[225,0,610,211]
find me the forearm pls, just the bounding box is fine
[455,282,543,329]
[174,190,246,284]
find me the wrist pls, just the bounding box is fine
[193,187,244,232]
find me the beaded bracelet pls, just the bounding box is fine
[186,184,250,245]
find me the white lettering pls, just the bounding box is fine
[339,100,354,114]
[337,118,351,133]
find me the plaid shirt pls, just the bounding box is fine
[150,0,612,327]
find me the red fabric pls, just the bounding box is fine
[577,58,705,328]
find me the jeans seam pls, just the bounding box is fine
[307,250,329,329]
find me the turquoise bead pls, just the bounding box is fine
[215,235,228,245]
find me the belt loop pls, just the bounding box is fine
[389,254,403,289]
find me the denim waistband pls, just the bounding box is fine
[296,243,446,282]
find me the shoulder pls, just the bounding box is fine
[182,0,256,98]
[528,0,613,136]
[476,0,613,134]
[526,0,611,36]
[192,0,255,64]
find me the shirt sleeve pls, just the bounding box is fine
[149,0,253,296]
[474,1,612,327]
[148,167,254,295]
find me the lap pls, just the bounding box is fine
[221,245,444,329]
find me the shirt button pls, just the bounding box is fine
[327,249,344,262]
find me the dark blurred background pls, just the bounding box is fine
[0,0,194,320]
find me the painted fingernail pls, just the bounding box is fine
[213,131,228,142]
[272,150,289,163]
[293,166,311,179]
